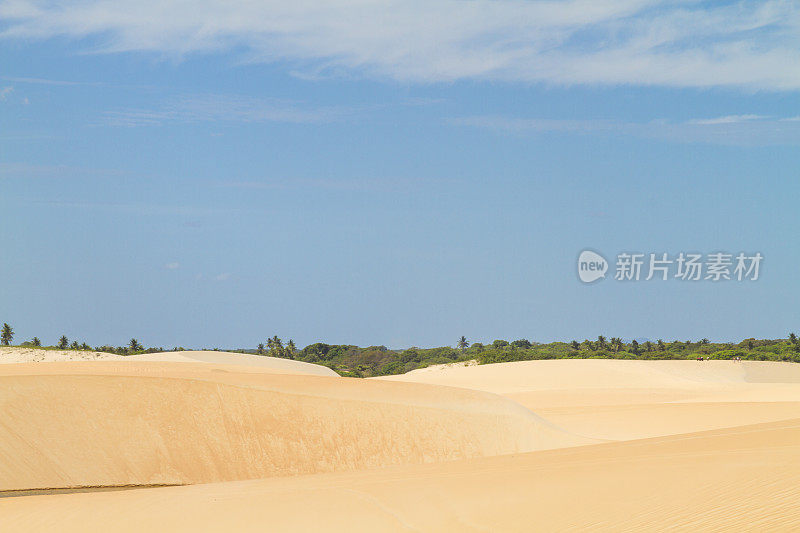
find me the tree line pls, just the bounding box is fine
[0,324,165,355]
[2,321,799,377]
[248,333,800,377]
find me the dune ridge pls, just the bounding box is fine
[124,350,340,376]
[378,358,800,393]
[0,348,339,377]
[0,361,590,492]
[380,358,800,441]
[3,418,799,532]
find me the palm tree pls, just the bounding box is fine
[286,339,296,359]
[570,340,580,351]
[610,337,623,353]
[70,341,79,350]
[457,336,469,352]
[790,333,797,344]
[657,339,666,351]
[644,341,653,352]
[1,323,13,346]
[256,343,265,355]
[701,338,710,345]
[129,338,142,352]
[58,335,69,349]
[267,336,283,357]
[630,339,640,354]
[597,335,607,349]
[32,337,41,347]
[81,342,90,350]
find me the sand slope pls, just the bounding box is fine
[0,361,589,492]
[4,358,800,531]
[0,347,118,363]
[0,348,339,377]
[125,350,340,376]
[378,359,800,393]
[3,418,799,532]
[379,359,800,440]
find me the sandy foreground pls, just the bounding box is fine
[1,353,800,531]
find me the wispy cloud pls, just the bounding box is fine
[165,262,180,270]
[0,162,126,178]
[687,114,767,126]
[452,116,617,134]
[453,114,800,146]
[1,76,99,86]
[0,86,13,100]
[19,198,237,217]
[103,94,345,127]
[0,1,798,89]
[221,175,458,192]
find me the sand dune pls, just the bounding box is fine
[378,358,800,393]
[0,346,118,363]
[0,361,589,492]
[3,357,800,531]
[3,418,799,532]
[125,350,340,376]
[380,359,800,440]
[0,348,339,377]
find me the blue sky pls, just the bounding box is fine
[1,1,799,349]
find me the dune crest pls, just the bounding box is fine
[0,348,339,377]
[377,358,800,393]
[0,361,589,492]
[125,350,340,376]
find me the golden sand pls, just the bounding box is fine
[2,353,799,531]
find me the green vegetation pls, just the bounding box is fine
[264,335,296,359]
[1,323,13,346]
[457,336,469,352]
[0,323,167,355]
[243,333,800,377]
[1,321,799,377]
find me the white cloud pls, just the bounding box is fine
[215,273,231,281]
[0,162,127,179]
[687,114,766,126]
[451,116,617,134]
[1,76,97,86]
[1,1,798,89]
[165,262,180,270]
[0,86,13,100]
[103,94,344,127]
[454,113,800,146]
